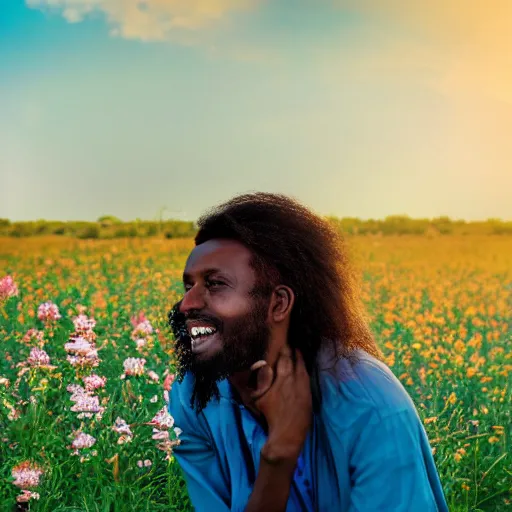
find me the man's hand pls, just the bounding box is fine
[248,345,313,464]
[242,345,312,512]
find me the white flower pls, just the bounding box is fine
[122,357,146,376]
[12,461,44,489]
[16,490,40,503]
[148,407,174,430]
[112,417,132,436]
[131,320,153,340]
[37,301,61,322]
[147,370,159,382]
[83,374,107,392]
[71,432,96,451]
[26,347,51,367]
[73,314,96,333]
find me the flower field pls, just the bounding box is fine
[1,235,511,511]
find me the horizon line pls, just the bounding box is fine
[3,215,512,224]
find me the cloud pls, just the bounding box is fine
[26,0,257,41]
[337,0,512,104]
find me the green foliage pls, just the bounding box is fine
[1,236,511,510]
[97,215,123,226]
[77,224,101,239]
[1,217,512,238]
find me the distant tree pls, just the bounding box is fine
[97,215,122,227]
[431,216,453,235]
[77,224,100,239]
[146,223,159,236]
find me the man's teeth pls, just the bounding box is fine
[190,326,216,338]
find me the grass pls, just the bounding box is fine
[0,235,511,511]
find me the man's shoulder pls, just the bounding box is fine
[318,348,419,423]
[168,371,230,419]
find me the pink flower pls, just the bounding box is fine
[71,432,96,451]
[122,357,146,377]
[83,374,106,392]
[0,275,19,301]
[70,394,104,416]
[65,337,100,368]
[16,490,40,503]
[135,338,147,350]
[137,459,152,468]
[148,407,174,430]
[131,320,153,340]
[67,354,100,368]
[26,347,51,367]
[68,385,104,419]
[152,429,169,440]
[112,417,132,436]
[22,329,45,346]
[65,337,96,356]
[67,383,86,397]
[155,438,181,459]
[112,417,133,444]
[130,311,147,328]
[37,301,61,322]
[12,461,44,489]
[147,370,159,382]
[163,373,175,391]
[73,314,96,333]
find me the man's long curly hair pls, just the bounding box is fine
[192,192,382,408]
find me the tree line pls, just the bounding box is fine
[0,215,511,239]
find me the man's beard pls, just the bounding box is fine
[168,296,271,413]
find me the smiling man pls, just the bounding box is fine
[167,192,449,512]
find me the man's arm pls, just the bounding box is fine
[169,377,231,512]
[244,453,298,512]
[348,408,449,512]
[242,347,312,512]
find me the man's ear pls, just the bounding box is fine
[270,285,295,323]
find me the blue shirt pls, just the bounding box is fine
[168,348,449,511]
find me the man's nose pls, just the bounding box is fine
[179,285,205,314]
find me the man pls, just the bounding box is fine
[167,192,449,512]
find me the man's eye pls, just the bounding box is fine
[207,280,224,288]
[183,281,224,292]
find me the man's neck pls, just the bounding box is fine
[229,371,267,426]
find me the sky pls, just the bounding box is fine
[1,0,511,222]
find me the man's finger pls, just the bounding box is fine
[276,351,293,377]
[250,362,274,401]
[294,348,307,375]
[279,343,293,358]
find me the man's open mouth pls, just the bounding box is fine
[188,325,219,354]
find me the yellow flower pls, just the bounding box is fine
[466,367,477,378]
[447,392,457,405]
[454,339,466,352]
[488,436,500,444]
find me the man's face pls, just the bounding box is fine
[168,239,272,411]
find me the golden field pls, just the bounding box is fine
[0,235,511,511]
